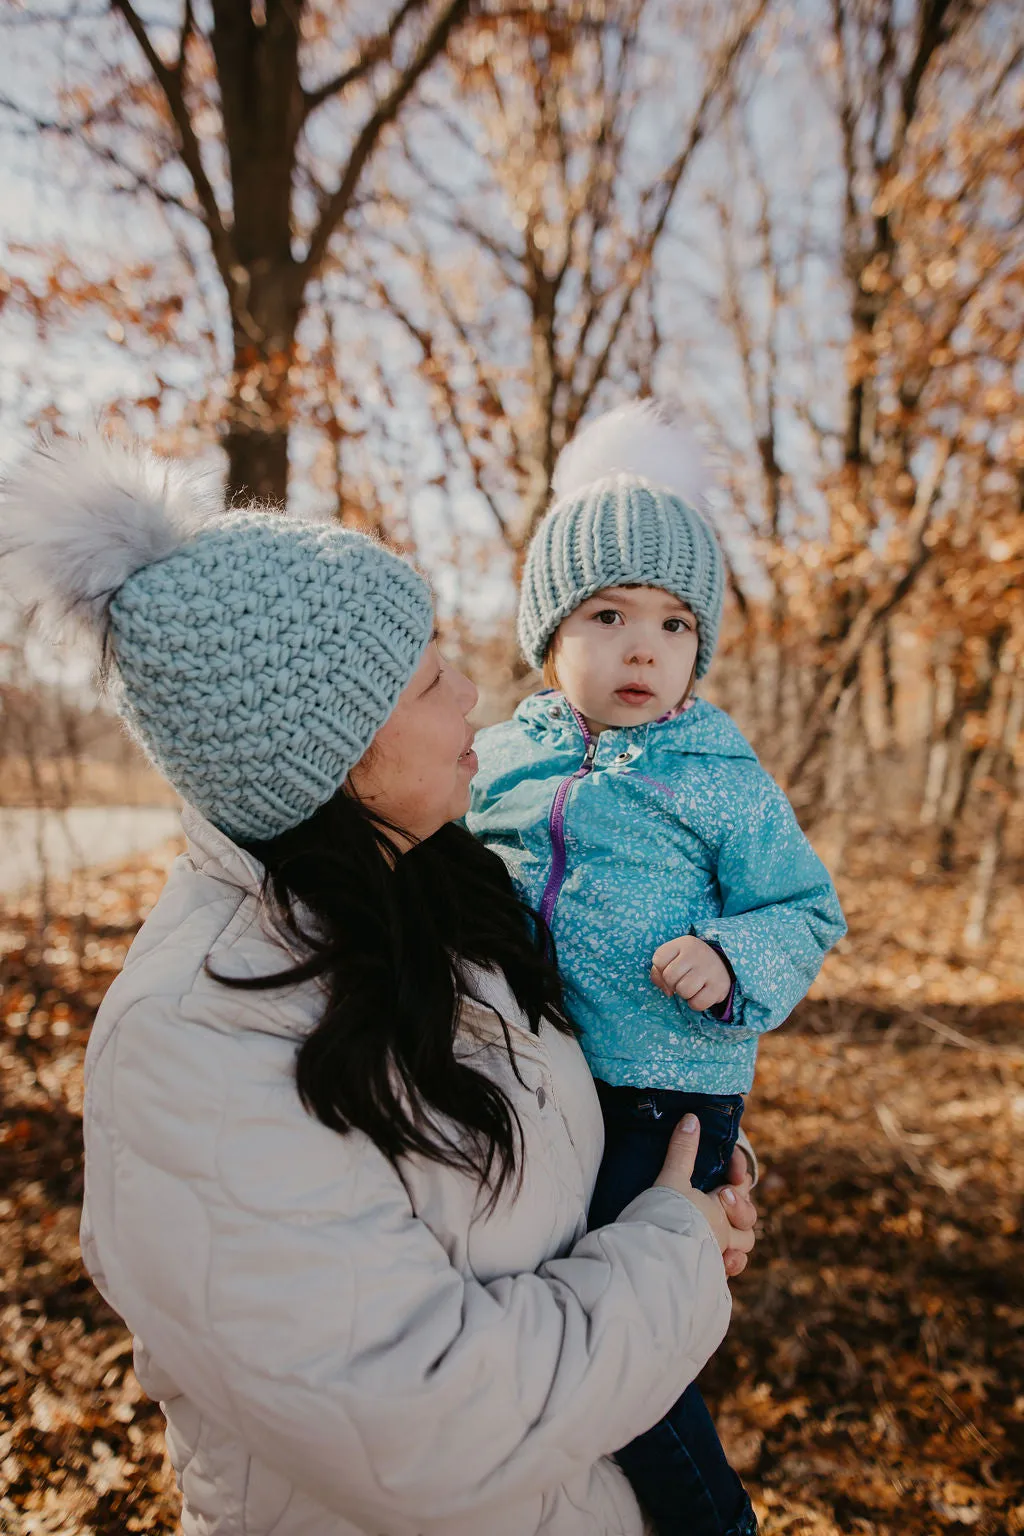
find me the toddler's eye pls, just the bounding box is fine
[593,609,623,626]
[664,617,694,634]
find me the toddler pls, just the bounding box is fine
[467,402,847,1536]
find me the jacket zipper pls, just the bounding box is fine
[539,705,596,930]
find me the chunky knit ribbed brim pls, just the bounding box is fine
[518,473,725,679]
[112,514,434,841]
[517,402,726,679]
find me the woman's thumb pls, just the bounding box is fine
[654,1113,700,1194]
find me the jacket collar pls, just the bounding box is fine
[180,803,540,1047]
[513,691,758,762]
[180,802,266,898]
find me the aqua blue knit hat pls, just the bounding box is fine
[0,438,434,841]
[518,402,725,678]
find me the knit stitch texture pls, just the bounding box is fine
[517,473,725,677]
[110,512,433,841]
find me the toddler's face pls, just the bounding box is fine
[548,586,698,733]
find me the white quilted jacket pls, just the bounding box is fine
[80,807,732,1535]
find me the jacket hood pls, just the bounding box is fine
[512,692,759,763]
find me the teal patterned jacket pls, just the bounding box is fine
[467,693,846,1093]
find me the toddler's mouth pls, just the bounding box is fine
[615,685,655,707]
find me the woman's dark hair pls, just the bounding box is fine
[213,787,575,1205]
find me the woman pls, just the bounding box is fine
[2,437,757,1536]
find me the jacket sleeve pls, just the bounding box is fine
[195,1154,730,1531]
[692,762,846,1037]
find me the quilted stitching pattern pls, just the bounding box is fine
[80,809,732,1534]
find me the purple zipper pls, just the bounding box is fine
[539,704,596,930]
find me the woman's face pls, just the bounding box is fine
[348,641,479,846]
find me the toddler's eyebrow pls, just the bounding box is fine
[588,588,694,616]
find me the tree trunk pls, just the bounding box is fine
[225,418,290,507]
[523,256,560,543]
[921,659,956,824]
[879,620,896,744]
[224,302,300,505]
[961,674,1023,947]
[962,801,1007,950]
[935,632,1014,867]
[210,0,305,505]
[221,265,303,503]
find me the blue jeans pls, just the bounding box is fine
[589,1083,758,1536]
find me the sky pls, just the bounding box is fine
[0,0,931,693]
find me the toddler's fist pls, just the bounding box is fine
[651,936,732,1012]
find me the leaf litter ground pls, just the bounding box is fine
[1,827,1021,1533]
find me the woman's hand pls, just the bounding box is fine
[654,1116,757,1276]
[716,1147,757,1278]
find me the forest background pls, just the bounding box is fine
[0,0,1021,1531]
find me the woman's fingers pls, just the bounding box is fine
[723,1248,749,1278]
[653,1112,700,1195]
[717,1185,756,1244]
[724,1220,755,1253]
[718,1183,757,1231]
[647,1112,759,1277]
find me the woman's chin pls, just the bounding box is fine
[450,777,474,822]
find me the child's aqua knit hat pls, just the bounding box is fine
[0,437,433,842]
[518,402,724,678]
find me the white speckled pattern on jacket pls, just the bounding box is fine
[468,695,847,1093]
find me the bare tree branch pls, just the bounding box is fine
[379,282,515,546]
[0,92,196,216]
[110,0,239,294]
[399,133,525,278]
[302,0,428,120]
[785,437,955,789]
[300,0,472,285]
[567,0,769,434]
[178,0,196,73]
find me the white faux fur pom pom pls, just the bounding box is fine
[0,435,223,652]
[552,400,713,508]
